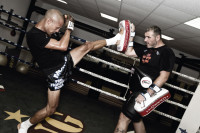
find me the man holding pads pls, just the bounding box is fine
[114,25,175,133]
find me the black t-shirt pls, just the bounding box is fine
[26,27,65,73]
[134,44,175,80]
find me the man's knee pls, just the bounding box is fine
[81,42,94,51]
[119,112,131,124]
[46,105,58,116]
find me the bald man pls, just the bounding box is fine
[17,9,124,132]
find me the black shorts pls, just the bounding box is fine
[122,70,146,122]
[45,54,74,91]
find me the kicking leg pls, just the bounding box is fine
[70,28,124,66]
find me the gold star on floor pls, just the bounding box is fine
[4,110,29,123]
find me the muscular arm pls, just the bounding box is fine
[45,30,71,51]
[147,71,170,95]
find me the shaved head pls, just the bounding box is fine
[37,9,65,35]
[45,9,64,23]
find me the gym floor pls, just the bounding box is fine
[0,66,176,133]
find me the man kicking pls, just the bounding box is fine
[17,9,131,133]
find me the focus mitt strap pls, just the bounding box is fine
[149,83,161,92]
[141,92,151,100]
[130,32,135,37]
[128,41,134,47]
[117,20,131,52]
[134,88,171,117]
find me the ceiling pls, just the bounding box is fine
[39,0,200,58]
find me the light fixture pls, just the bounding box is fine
[57,0,67,4]
[161,34,174,40]
[184,17,200,29]
[100,13,118,22]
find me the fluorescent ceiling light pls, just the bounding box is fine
[57,0,67,4]
[184,17,200,29]
[161,34,174,40]
[100,13,118,22]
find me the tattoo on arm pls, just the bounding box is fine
[115,128,126,133]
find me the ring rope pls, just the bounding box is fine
[0,8,37,24]
[165,83,194,95]
[0,37,30,51]
[153,110,181,122]
[0,50,186,121]
[172,71,200,83]
[0,50,188,109]
[0,7,199,84]
[0,21,26,32]
[76,66,187,109]
[165,100,187,109]
[86,55,131,73]
[71,78,126,101]
[0,51,33,66]
[102,47,140,62]
[85,54,195,95]
[76,67,129,88]
[71,78,182,122]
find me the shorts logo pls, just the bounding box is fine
[140,77,152,88]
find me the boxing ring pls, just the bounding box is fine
[0,7,200,133]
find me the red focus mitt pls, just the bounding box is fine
[117,20,131,52]
[134,88,171,117]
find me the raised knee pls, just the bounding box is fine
[82,42,93,51]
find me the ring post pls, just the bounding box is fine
[176,82,200,133]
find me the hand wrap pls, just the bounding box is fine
[64,14,75,31]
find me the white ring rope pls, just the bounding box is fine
[153,110,181,122]
[172,71,200,83]
[71,79,126,101]
[165,83,194,95]
[76,67,187,109]
[85,54,194,95]
[76,67,129,88]
[102,47,140,62]
[102,46,199,83]
[71,78,182,122]
[102,47,200,83]
[85,54,131,73]
[165,100,187,109]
